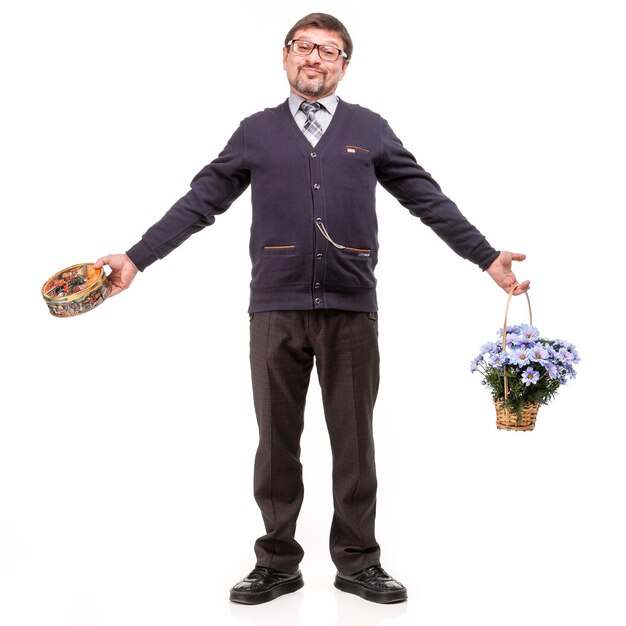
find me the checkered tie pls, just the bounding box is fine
[300,100,323,144]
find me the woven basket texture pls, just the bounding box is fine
[494,400,540,431]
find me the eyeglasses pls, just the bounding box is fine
[287,39,348,62]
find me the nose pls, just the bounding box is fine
[306,49,322,64]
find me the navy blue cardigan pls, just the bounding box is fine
[126,99,498,312]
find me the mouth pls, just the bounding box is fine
[301,66,324,77]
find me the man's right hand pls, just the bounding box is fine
[93,253,139,296]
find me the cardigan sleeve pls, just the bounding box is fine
[126,123,251,271]
[374,117,499,271]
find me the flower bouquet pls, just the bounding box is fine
[470,289,579,431]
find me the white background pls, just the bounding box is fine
[1,1,624,624]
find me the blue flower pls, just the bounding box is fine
[480,342,497,354]
[521,367,540,386]
[510,348,532,366]
[529,344,549,363]
[488,352,507,368]
[506,333,525,347]
[519,324,540,340]
[516,334,536,347]
[543,361,559,379]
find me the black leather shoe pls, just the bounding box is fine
[229,566,304,604]
[335,565,407,603]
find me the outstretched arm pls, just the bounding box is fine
[486,251,530,295]
[93,254,139,297]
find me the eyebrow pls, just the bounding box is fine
[299,40,343,52]
[295,35,343,48]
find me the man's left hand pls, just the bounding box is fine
[486,251,530,295]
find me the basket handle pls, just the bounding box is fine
[502,283,532,401]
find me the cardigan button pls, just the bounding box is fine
[310,152,317,158]
[316,253,323,260]
[313,183,321,190]
[314,282,321,289]
[315,298,322,304]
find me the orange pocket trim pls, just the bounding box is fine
[346,145,370,153]
[344,246,371,254]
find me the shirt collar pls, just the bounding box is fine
[289,92,339,117]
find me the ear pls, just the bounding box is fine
[340,59,350,80]
[282,47,289,70]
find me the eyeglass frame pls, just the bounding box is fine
[286,39,349,62]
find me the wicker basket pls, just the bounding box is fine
[495,399,539,431]
[495,284,539,431]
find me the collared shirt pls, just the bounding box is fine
[288,92,339,145]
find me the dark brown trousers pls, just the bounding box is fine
[250,310,381,575]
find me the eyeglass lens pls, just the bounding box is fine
[292,40,340,61]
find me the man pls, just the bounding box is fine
[95,13,529,605]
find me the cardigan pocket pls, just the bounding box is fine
[340,245,371,257]
[326,245,377,289]
[262,244,296,254]
[252,244,307,286]
[314,219,376,288]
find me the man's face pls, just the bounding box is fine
[283,27,349,100]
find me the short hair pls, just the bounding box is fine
[284,13,353,60]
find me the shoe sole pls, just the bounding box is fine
[334,577,407,604]
[229,576,304,605]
